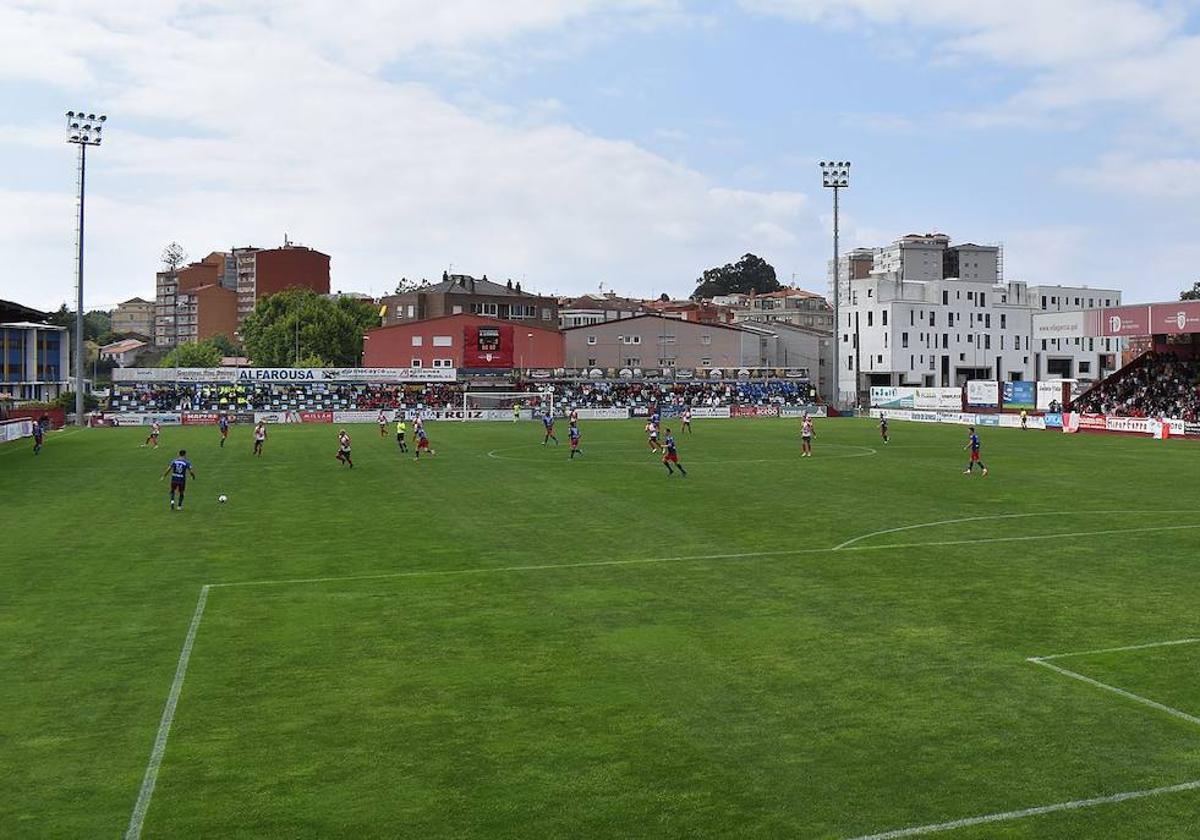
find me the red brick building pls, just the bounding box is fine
[236,244,330,322]
[363,314,563,371]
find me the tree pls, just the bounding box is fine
[45,305,111,343]
[1182,281,1200,301]
[206,333,241,357]
[691,253,781,300]
[394,277,420,294]
[160,341,222,368]
[239,288,379,367]
[161,241,187,275]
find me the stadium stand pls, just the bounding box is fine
[1073,352,1200,421]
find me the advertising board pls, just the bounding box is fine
[688,407,731,419]
[1149,301,1200,335]
[299,411,333,424]
[1002,381,1036,410]
[870,387,915,409]
[332,411,388,424]
[1044,412,1063,429]
[575,408,629,420]
[731,405,781,418]
[1032,310,1098,340]
[254,411,296,424]
[1105,416,1153,435]
[1187,422,1200,437]
[780,405,828,418]
[181,412,222,425]
[975,414,1000,426]
[115,367,457,384]
[0,419,33,441]
[966,380,999,407]
[913,388,962,410]
[1037,381,1067,411]
[1099,305,1152,337]
[911,411,941,423]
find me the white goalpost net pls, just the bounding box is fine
[462,390,555,421]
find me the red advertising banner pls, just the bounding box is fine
[1149,301,1200,335]
[299,411,333,423]
[181,412,221,425]
[731,405,781,418]
[463,324,514,368]
[1099,305,1152,337]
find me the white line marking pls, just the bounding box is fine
[843,779,1200,839]
[0,427,83,456]
[837,523,1200,552]
[485,443,877,463]
[834,509,1198,550]
[1027,657,1200,728]
[1032,638,1200,662]
[210,522,1200,589]
[125,585,210,840]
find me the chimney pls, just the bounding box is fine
[507,279,513,290]
[515,281,522,293]
[442,270,449,283]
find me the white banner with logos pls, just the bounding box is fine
[575,407,630,420]
[115,367,457,384]
[0,419,33,441]
[871,387,915,409]
[687,406,732,419]
[254,411,298,424]
[781,405,828,418]
[1037,381,1067,410]
[914,388,963,410]
[333,411,391,424]
[966,380,999,407]
[1105,416,1154,435]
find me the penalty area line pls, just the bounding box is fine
[124,585,210,840]
[843,778,1200,840]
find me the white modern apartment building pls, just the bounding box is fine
[831,234,1122,399]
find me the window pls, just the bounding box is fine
[410,358,422,368]
[902,332,909,348]
[882,310,888,326]
[623,357,640,367]
[1041,340,1047,351]
[967,334,974,344]
[980,293,986,307]
[1041,296,1047,309]
[910,310,915,326]
[406,305,416,318]
[877,354,883,363]
[432,358,453,368]
[1088,338,1095,351]
[411,336,423,347]
[948,313,955,327]
[432,336,452,347]
[942,291,949,305]
[1000,314,1006,329]
[470,302,498,316]
[541,308,552,320]
[1079,361,1091,373]
[943,333,949,347]
[452,305,463,315]
[956,290,961,300]
[985,314,991,329]
[984,334,991,350]
[701,334,712,345]
[867,312,874,327]
[658,358,676,367]
[967,291,974,301]
[929,312,936,327]
[1001,335,1005,350]
[658,335,677,345]
[959,353,966,361]
[587,336,597,345]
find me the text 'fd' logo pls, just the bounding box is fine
[1177,311,1188,331]
[1109,315,1123,333]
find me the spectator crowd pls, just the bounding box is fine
[1073,352,1200,421]
[108,378,819,414]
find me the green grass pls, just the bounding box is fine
[2,417,1199,838]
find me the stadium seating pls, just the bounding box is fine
[1073,352,1200,421]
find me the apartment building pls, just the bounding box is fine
[380,274,558,330]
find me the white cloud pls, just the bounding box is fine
[0,2,817,310]
[1066,154,1200,199]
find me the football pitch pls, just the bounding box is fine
[3,417,1199,838]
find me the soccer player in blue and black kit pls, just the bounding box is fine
[662,428,687,477]
[541,411,558,445]
[161,449,196,510]
[218,413,230,447]
[32,421,44,455]
[963,427,988,476]
[568,422,582,459]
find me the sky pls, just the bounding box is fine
[1,0,1199,312]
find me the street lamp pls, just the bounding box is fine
[820,160,849,407]
[66,110,107,426]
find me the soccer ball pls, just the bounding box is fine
[218,494,228,504]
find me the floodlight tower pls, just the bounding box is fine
[65,110,107,426]
[820,160,850,406]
